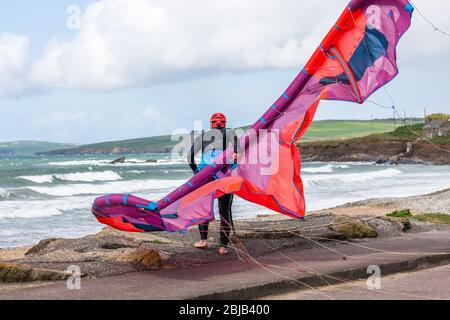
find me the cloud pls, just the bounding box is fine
[1,0,450,98]
[0,33,31,97]
[2,0,343,96]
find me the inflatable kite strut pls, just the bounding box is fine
[92,0,414,233]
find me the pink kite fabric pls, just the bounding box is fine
[92,0,414,233]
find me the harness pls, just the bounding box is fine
[194,129,237,173]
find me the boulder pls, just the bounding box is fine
[25,238,61,256]
[118,249,162,269]
[329,216,377,239]
[0,262,71,283]
[110,157,126,164]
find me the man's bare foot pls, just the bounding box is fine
[219,247,229,256]
[194,240,208,249]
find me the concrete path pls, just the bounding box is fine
[262,264,450,300]
[1,229,449,300]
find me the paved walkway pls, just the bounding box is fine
[262,264,450,300]
[1,230,449,300]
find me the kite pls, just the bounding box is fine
[92,0,414,233]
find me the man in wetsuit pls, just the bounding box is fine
[187,113,240,256]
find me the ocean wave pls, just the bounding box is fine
[0,197,90,219]
[127,170,147,174]
[55,171,122,182]
[0,188,12,199]
[25,179,186,197]
[18,175,54,184]
[18,171,123,184]
[302,163,351,174]
[303,168,402,185]
[46,159,187,167]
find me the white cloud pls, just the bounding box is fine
[10,0,343,95]
[0,33,31,97]
[1,0,450,97]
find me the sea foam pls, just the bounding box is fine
[303,168,402,186]
[47,159,187,167]
[18,171,123,184]
[25,179,186,197]
[0,197,89,219]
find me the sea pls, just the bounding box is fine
[1,154,450,248]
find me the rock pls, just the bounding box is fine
[0,247,31,261]
[238,230,299,240]
[363,216,404,237]
[110,157,126,164]
[118,249,162,269]
[375,155,389,165]
[329,216,377,239]
[400,218,412,232]
[389,153,404,163]
[145,159,158,163]
[29,268,72,282]
[0,262,71,283]
[100,242,136,250]
[25,238,61,256]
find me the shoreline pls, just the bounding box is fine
[1,187,449,258]
[1,161,449,251]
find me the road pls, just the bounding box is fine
[262,265,450,300]
[1,230,449,300]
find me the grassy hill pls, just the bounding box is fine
[299,122,450,164]
[0,141,79,156]
[41,120,403,155]
[301,120,397,141]
[303,122,450,146]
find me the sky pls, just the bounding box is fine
[0,0,449,144]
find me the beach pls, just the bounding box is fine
[1,154,450,248]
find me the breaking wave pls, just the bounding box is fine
[25,179,186,197]
[0,188,12,200]
[18,171,123,184]
[46,159,187,167]
[0,197,90,219]
[302,163,351,174]
[303,168,402,185]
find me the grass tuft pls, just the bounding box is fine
[386,209,412,218]
[414,213,450,225]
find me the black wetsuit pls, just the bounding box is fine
[187,128,239,246]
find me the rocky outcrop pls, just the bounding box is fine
[0,262,71,283]
[299,140,450,164]
[2,210,438,283]
[25,238,61,256]
[118,249,161,269]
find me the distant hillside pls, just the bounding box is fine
[301,119,399,141]
[299,123,450,164]
[40,120,400,155]
[40,135,182,155]
[0,141,79,156]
